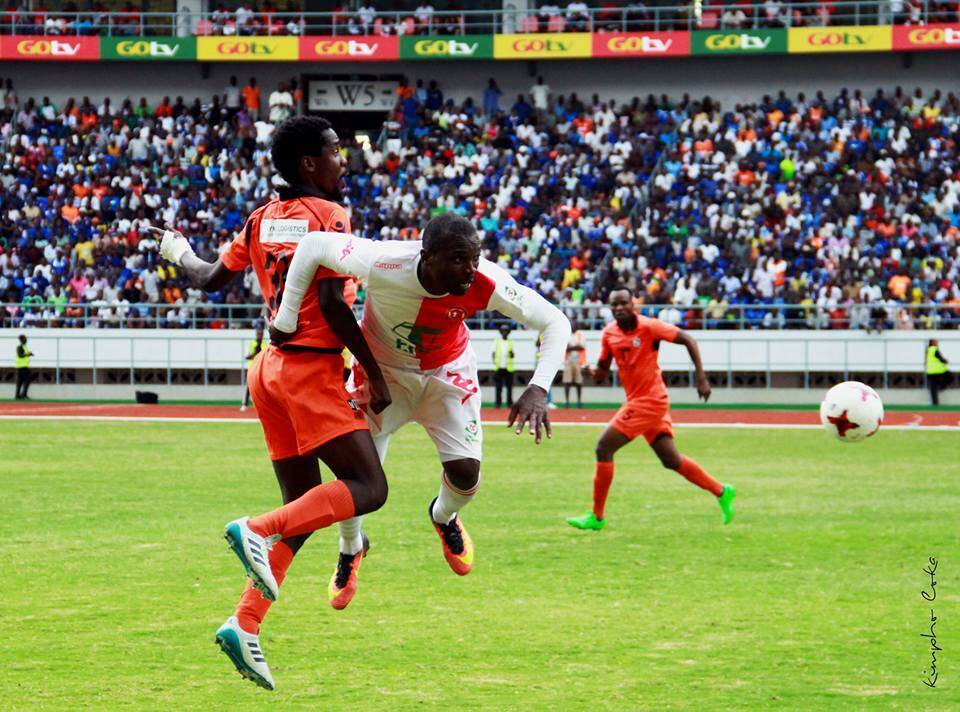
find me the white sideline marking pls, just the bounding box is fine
[0,415,958,431]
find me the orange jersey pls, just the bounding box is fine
[221,194,355,350]
[599,316,679,404]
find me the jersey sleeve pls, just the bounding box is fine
[272,232,378,334]
[599,328,613,363]
[479,259,571,391]
[219,221,252,272]
[645,318,680,343]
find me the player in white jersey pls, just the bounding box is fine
[271,213,571,608]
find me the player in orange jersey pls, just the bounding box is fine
[565,288,735,530]
[155,116,389,691]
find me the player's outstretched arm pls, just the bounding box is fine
[675,330,711,402]
[151,226,239,291]
[272,231,376,335]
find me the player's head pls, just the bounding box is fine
[420,213,481,296]
[18,334,26,344]
[271,116,346,199]
[609,288,635,327]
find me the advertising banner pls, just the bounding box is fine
[691,29,786,55]
[196,36,298,61]
[0,36,99,60]
[494,33,591,59]
[592,31,689,58]
[300,35,398,61]
[307,79,397,112]
[789,26,891,53]
[892,24,960,51]
[400,35,493,60]
[101,37,196,61]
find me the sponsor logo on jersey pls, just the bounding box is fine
[391,321,442,355]
[374,261,403,270]
[260,219,308,244]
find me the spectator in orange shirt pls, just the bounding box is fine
[888,272,911,299]
[242,77,261,121]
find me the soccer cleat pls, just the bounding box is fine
[718,485,736,525]
[215,616,276,691]
[224,517,280,602]
[328,533,371,610]
[565,512,605,531]
[428,498,474,576]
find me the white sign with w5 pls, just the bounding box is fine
[308,80,396,112]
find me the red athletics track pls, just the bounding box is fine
[0,402,958,427]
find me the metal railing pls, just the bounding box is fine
[0,3,948,38]
[3,301,959,331]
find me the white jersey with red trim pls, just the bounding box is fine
[273,232,571,390]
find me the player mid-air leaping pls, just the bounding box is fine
[565,288,735,531]
[271,213,571,608]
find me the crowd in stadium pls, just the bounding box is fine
[3,0,954,37]
[0,69,959,330]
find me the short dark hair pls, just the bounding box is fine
[270,116,334,185]
[422,213,478,253]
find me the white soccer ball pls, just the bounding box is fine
[819,381,884,443]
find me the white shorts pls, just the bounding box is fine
[352,348,482,463]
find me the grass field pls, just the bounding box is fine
[2,421,957,710]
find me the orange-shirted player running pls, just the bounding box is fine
[154,116,391,691]
[565,288,736,530]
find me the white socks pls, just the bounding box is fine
[338,516,364,556]
[431,471,481,524]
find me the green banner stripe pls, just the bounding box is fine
[100,37,197,60]
[399,35,493,60]
[691,29,786,55]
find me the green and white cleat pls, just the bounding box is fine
[215,616,275,691]
[718,485,736,525]
[224,517,280,602]
[565,512,605,531]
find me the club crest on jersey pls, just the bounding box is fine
[632,337,641,347]
[391,321,443,355]
[502,284,524,305]
[464,419,480,443]
[447,306,467,321]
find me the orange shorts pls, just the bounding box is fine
[248,346,368,461]
[609,399,674,445]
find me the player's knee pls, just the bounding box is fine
[444,459,480,491]
[659,453,682,470]
[595,442,613,461]
[367,478,389,512]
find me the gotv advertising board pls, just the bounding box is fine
[789,26,891,53]
[893,24,960,51]
[101,37,196,61]
[691,29,786,55]
[592,32,689,58]
[300,36,398,61]
[0,36,99,60]
[400,35,493,60]
[196,36,298,61]
[494,33,591,59]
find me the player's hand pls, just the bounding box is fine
[696,373,712,402]
[367,373,392,415]
[592,367,608,385]
[508,385,551,445]
[267,319,295,345]
[146,225,195,265]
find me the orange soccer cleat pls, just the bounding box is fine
[428,498,474,576]
[328,534,370,610]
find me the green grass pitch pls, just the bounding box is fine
[1,421,957,710]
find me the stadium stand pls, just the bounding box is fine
[1,72,958,330]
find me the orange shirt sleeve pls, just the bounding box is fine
[220,219,253,272]
[599,327,612,362]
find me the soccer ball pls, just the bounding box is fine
[819,381,884,443]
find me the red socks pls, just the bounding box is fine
[676,456,723,497]
[236,540,294,634]
[592,462,615,520]
[248,480,355,539]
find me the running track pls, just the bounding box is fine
[0,402,958,429]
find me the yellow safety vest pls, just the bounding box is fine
[926,346,948,375]
[15,345,30,369]
[248,338,263,358]
[493,337,515,372]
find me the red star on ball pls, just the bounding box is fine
[828,410,860,437]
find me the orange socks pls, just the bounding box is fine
[676,456,723,497]
[236,540,294,634]
[248,480,355,539]
[592,461,615,520]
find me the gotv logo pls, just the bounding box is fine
[705,33,770,50]
[607,36,673,53]
[806,31,866,46]
[116,40,179,57]
[414,39,478,56]
[216,41,275,55]
[908,27,960,44]
[16,39,82,56]
[512,38,569,52]
[314,39,378,56]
